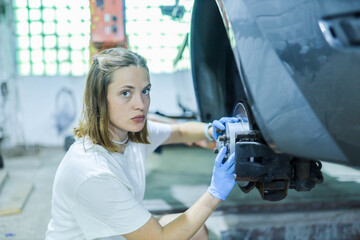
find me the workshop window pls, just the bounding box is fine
[13,0,91,76]
[125,0,193,73]
[13,0,192,76]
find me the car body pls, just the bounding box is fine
[190,0,360,167]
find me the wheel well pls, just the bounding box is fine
[190,0,247,122]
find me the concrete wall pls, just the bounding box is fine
[0,0,17,148]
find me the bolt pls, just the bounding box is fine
[218,135,226,141]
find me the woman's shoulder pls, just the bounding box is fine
[147,120,172,138]
[69,138,112,157]
[61,139,114,177]
[147,119,171,130]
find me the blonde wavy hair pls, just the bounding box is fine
[74,47,150,152]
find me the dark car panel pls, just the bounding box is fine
[190,0,360,165]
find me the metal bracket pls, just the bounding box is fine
[233,131,323,201]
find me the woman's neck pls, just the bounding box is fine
[112,135,128,145]
[110,131,128,154]
[109,123,128,143]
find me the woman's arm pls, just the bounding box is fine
[162,117,240,145]
[163,122,213,145]
[95,192,219,240]
[123,147,234,240]
[123,192,221,240]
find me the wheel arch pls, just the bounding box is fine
[190,0,247,122]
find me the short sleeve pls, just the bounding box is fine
[73,174,151,240]
[145,120,171,155]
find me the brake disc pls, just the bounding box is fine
[215,102,253,155]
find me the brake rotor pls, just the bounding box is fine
[232,101,253,130]
[225,102,253,155]
[230,102,254,187]
[215,102,253,157]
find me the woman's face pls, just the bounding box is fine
[107,66,151,138]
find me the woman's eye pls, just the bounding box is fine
[121,90,131,97]
[142,89,150,95]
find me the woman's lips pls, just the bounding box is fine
[132,115,145,122]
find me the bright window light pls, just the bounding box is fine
[125,0,193,73]
[13,0,192,76]
[13,0,91,76]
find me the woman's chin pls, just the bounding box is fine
[129,123,145,132]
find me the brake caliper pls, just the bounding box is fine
[214,102,323,201]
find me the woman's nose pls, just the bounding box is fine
[133,93,145,110]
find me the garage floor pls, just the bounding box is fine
[0,144,360,240]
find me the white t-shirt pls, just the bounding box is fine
[46,121,171,240]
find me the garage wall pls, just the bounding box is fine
[0,0,18,148]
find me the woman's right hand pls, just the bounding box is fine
[207,146,236,201]
[211,117,240,141]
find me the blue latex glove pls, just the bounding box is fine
[207,147,236,201]
[212,117,240,141]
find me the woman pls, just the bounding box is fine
[46,47,238,240]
